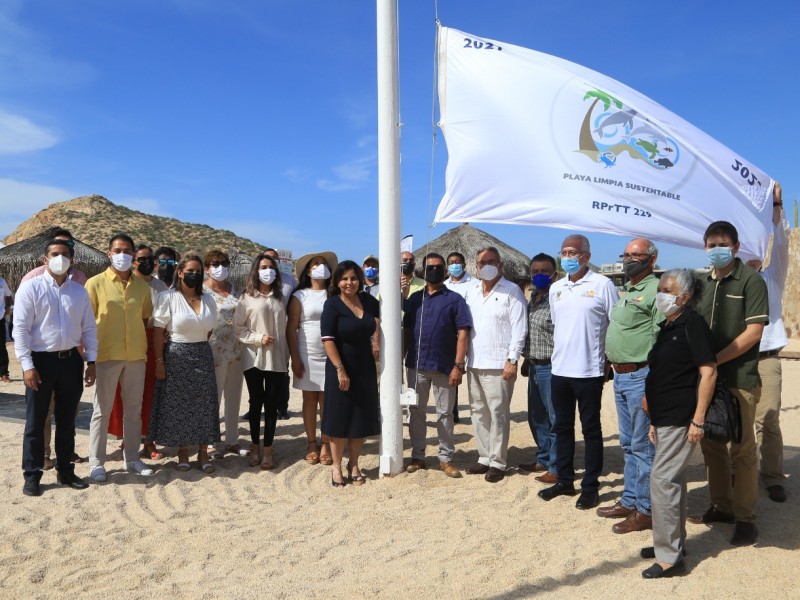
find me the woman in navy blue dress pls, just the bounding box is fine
[320,261,381,487]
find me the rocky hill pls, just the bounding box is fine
[3,195,264,255]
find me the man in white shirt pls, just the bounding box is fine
[463,246,527,482]
[0,273,12,382]
[15,239,98,497]
[538,234,618,510]
[747,183,788,503]
[444,251,474,297]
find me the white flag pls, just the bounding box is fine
[434,27,774,259]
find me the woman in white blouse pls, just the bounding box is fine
[233,253,289,471]
[148,255,220,474]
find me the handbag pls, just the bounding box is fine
[703,381,742,444]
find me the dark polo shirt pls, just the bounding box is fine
[696,258,769,389]
[403,286,472,375]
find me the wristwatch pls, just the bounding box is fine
[507,358,518,366]
[87,361,96,365]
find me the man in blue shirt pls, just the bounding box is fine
[403,253,472,478]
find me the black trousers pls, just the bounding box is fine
[22,350,84,482]
[244,368,283,447]
[551,374,605,492]
[0,317,9,376]
[277,372,290,412]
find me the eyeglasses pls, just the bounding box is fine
[621,252,651,260]
[209,261,230,268]
[158,259,177,266]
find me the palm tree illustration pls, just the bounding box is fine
[579,89,622,152]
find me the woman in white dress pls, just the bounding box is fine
[287,251,337,465]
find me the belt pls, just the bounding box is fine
[32,348,76,359]
[759,350,780,359]
[530,358,551,366]
[612,362,648,374]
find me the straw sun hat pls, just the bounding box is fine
[294,251,339,279]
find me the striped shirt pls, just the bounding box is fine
[523,292,554,361]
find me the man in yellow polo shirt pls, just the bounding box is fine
[86,234,155,481]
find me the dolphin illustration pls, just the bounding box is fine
[594,109,638,136]
[630,124,665,141]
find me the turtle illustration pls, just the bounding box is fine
[636,139,659,159]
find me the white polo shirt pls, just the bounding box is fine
[464,277,527,370]
[550,269,618,378]
[444,272,475,298]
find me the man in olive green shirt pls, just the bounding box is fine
[599,239,663,534]
[692,220,768,547]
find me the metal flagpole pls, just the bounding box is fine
[376,0,403,476]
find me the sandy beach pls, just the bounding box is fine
[0,347,798,599]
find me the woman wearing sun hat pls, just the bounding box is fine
[287,251,338,466]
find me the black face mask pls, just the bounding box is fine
[137,259,155,276]
[622,259,649,280]
[425,265,446,285]
[182,272,203,288]
[159,264,175,283]
[401,262,415,276]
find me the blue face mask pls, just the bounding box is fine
[560,257,581,275]
[707,246,734,268]
[364,267,378,279]
[531,273,553,290]
[448,264,464,278]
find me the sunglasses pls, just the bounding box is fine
[158,259,177,266]
[209,261,230,268]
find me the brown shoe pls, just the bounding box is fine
[519,462,547,473]
[612,510,653,534]
[596,500,635,519]
[406,459,427,473]
[465,462,490,475]
[439,461,462,478]
[535,471,558,484]
[485,467,505,483]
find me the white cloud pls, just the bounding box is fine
[0,108,58,154]
[0,178,74,239]
[316,154,376,192]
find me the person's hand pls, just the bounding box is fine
[648,425,655,445]
[23,368,42,391]
[337,368,350,391]
[774,181,782,204]
[520,358,530,378]
[84,364,96,387]
[448,366,463,388]
[155,362,166,381]
[641,395,649,415]
[502,361,517,381]
[261,335,274,346]
[372,341,380,362]
[291,359,305,380]
[400,275,411,298]
[688,422,705,444]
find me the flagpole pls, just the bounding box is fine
[376,0,403,476]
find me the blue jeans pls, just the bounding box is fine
[526,363,555,472]
[614,368,654,515]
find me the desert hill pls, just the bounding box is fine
[3,195,264,256]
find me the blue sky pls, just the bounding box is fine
[0,0,797,269]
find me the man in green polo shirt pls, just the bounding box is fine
[599,238,663,534]
[691,220,768,546]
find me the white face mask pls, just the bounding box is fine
[310,264,330,280]
[110,252,133,271]
[479,264,499,280]
[209,265,229,281]
[655,292,681,316]
[259,268,276,285]
[48,254,70,276]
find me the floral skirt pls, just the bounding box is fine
[148,341,220,447]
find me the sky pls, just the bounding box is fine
[0,0,798,269]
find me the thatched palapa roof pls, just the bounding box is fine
[412,224,533,282]
[0,227,110,290]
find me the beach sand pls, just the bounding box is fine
[0,348,798,599]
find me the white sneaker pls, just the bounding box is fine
[89,465,107,482]
[126,460,155,476]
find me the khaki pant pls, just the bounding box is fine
[89,360,146,467]
[215,360,243,447]
[756,357,785,487]
[699,386,759,522]
[467,369,514,470]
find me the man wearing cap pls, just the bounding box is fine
[15,239,98,496]
[362,255,380,297]
[539,234,618,510]
[598,239,663,533]
[404,253,472,478]
[690,219,768,546]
